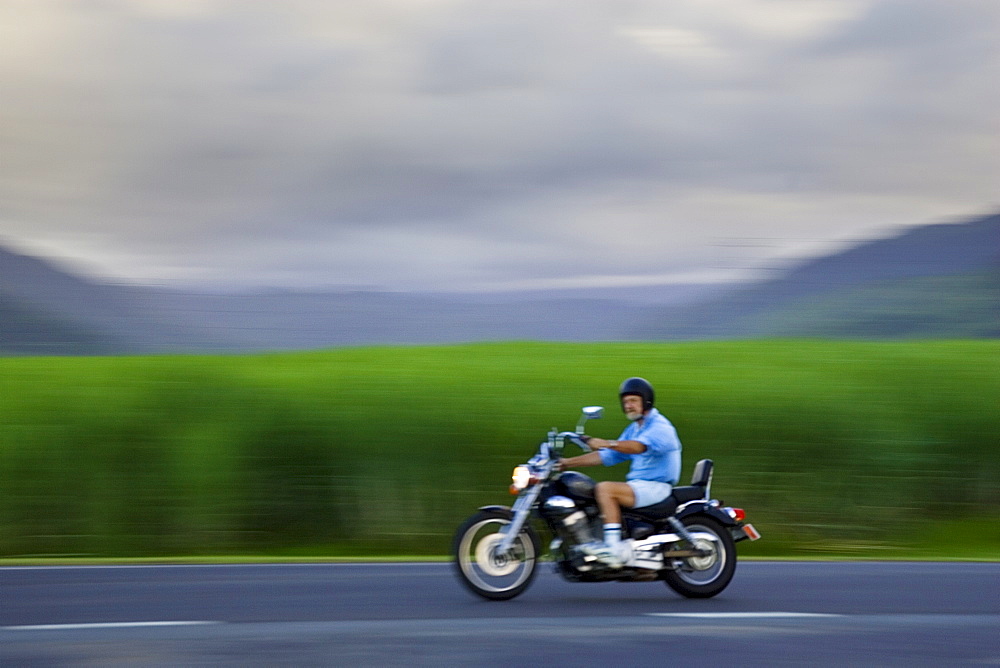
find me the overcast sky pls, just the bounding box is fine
[1,0,997,292]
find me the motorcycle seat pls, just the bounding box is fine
[625,459,714,521]
[628,497,679,521]
[627,485,706,521]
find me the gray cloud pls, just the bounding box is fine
[1,0,997,291]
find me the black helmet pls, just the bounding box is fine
[619,377,654,411]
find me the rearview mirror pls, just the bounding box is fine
[576,406,603,433]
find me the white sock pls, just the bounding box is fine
[603,523,621,547]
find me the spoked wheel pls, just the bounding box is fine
[452,508,540,600]
[663,515,737,598]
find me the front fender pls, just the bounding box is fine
[477,505,513,515]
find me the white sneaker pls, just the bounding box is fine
[617,540,634,567]
[579,541,629,569]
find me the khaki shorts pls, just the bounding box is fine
[627,480,673,508]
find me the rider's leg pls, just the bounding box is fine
[595,481,636,526]
[594,481,636,554]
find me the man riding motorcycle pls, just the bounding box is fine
[557,377,682,567]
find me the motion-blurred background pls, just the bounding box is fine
[1,1,997,560]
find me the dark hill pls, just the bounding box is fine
[636,213,1000,339]
[0,247,231,353]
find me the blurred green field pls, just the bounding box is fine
[1,341,998,561]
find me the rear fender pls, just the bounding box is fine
[675,503,737,527]
[676,504,758,543]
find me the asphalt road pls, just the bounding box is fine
[3,561,998,666]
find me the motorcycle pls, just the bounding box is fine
[453,406,761,600]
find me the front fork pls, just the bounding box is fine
[496,484,543,554]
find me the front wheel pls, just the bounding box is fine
[452,508,540,600]
[662,515,737,598]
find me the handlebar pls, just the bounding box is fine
[556,431,592,452]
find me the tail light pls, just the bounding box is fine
[726,507,747,522]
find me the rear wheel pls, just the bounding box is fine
[452,508,540,600]
[662,515,737,598]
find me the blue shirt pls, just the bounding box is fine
[597,408,682,484]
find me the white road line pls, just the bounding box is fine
[3,621,221,631]
[0,562,443,570]
[648,612,843,619]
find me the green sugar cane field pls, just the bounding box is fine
[1,340,997,562]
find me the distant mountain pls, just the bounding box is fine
[636,213,1000,340]
[2,213,997,355]
[0,246,719,354]
[0,293,121,354]
[136,281,728,350]
[0,247,233,354]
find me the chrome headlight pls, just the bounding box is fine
[511,465,532,492]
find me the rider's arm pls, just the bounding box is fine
[558,450,604,469]
[559,438,646,470]
[588,437,646,454]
